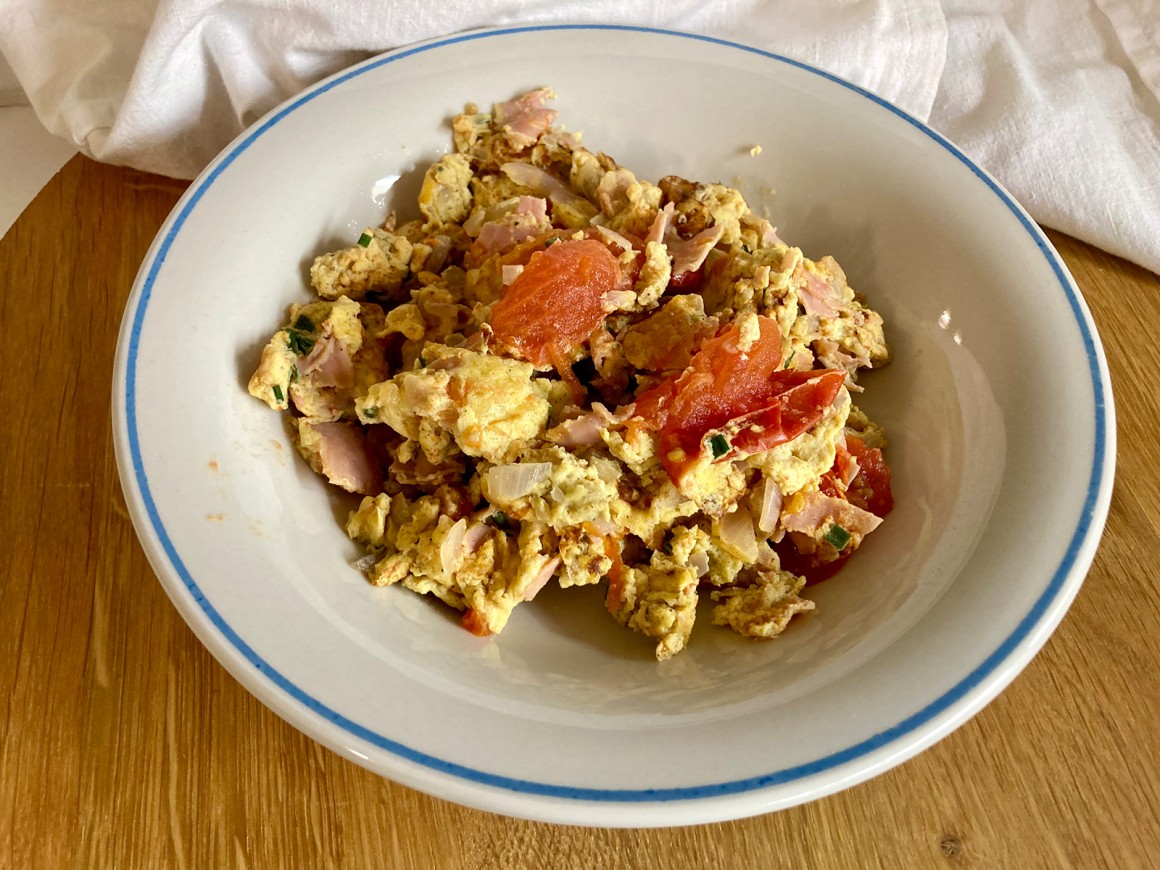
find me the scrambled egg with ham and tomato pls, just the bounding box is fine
[247,89,893,660]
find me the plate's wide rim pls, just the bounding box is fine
[111,24,1116,825]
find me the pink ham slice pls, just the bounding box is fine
[494,89,558,149]
[311,422,379,495]
[646,201,723,275]
[814,337,870,373]
[476,220,542,256]
[798,269,840,319]
[473,196,551,257]
[297,334,354,389]
[667,223,724,277]
[545,403,634,448]
[782,492,882,538]
[461,521,494,554]
[516,195,548,220]
[645,202,672,245]
[761,222,784,247]
[523,557,561,601]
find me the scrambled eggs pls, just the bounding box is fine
[248,89,892,660]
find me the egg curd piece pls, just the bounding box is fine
[356,345,552,465]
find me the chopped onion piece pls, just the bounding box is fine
[718,505,758,563]
[463,207,488,237]
[440,518,468,578]
[501,162,586,206]
[488,462,552,501]
[755,541,779,569]
[689,550,710,578]
[757,477,783,533]
[502,264,524,285]
[594,225,635,251]
[602,289,637,312]
[587,517,619,536]
[351,552,379,572]
[464,197,520,237]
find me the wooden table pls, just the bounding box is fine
[3,155,1157,868]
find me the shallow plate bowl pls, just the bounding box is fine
[112,25,1115,826]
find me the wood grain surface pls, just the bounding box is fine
[2,155,1157,869]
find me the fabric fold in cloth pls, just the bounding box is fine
[1,0,1157,273]
[932,0,1160,275]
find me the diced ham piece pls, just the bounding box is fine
[647,201,723,274]
[501,162,587,207]
[471,196,551,259]
[311,422,379,495]
[667,223,724,277]
[461,521,494,554]
[761,222,784,247]
[814,338,870,373]
[516,195,548,220]
[646,202,673,245]
[781,492,882,538]
[544,129,582,151]
[476,220,543,256]
[547,413,605,448]
[798,269,840,319]
[545,402,634,448]
[494,88,558,150]
[297,334,354,389]
[523,556,561,601]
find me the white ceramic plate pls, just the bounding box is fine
[112,26,1115,826]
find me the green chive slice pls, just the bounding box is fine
[286,329,314,355]
[823,523,851,550]
[357,231,373,247]
[488,512,511,530]
[293,314,314,332]
[272,384,284,402]
[709,434,730,458]
[363,407,377,419]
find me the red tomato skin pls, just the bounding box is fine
[668,264,704,291]
[631,317,847,485]
[844,435,894,517]
[489,238,623,369]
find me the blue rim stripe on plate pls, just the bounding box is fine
[125,24,1108,803]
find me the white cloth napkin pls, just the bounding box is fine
[932,0,1160,275]
[1,1,1157,272]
